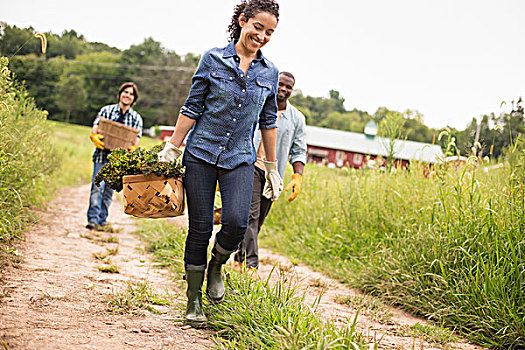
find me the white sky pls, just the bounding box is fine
[3,0,524,130]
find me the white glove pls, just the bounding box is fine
[262,160,283,201]
[157,142,182,162]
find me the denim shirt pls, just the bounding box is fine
[253,103,307,177]
[180,41,278,169]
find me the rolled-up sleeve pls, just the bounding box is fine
[258,69,278,130]
[180,52,211,120]
[289,112,307,165]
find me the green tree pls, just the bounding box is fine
[0,22,42,56]
[69,51,123,125]
[46,30,87,59]
[8,55,65,117]
[55,73,87,123]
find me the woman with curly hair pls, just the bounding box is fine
[158,0,282,326]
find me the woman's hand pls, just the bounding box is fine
[158,142,182,162]
[262,160,283,201]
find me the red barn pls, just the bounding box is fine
[305,125,443,168]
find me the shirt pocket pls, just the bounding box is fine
[209,69,235,100]
[251,77,273,107]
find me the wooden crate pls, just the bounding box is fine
[98,117,139,150]
[122,174,185,218]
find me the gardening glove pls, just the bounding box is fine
[128,145,138,152]
[90,133,104,149]
[157,141,182,162]
[284,173,302,202]
[262,160,283,201]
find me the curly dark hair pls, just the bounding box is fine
[227,0,280,42]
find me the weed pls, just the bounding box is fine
[106,279,171,315]
[309,277,329,289]
[335,294,393,324]
[93,245,119,260]
[392,322,458,346]
[97,265,119,273]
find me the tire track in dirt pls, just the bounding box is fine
[0,184,212,350]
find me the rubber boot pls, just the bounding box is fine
[185,270,207,326]
[206,244,232,303]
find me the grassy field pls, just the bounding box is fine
[47,120,160,188]
[134,220,367,349]
[263,149,524,348]
[6,111,523,348]
[44,121,371,348]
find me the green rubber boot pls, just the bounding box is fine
[185,270,207,326]
[206,244,232,303]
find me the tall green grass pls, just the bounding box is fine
[0,57,59,244]
[264,148,524,348]
[0,54,161,248]
[134,220,368,349]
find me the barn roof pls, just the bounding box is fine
[306,125,444,163]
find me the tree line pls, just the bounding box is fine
[1,22,523,159]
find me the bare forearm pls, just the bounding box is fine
[260,128,277,162]
[169,114,196,148]
[292,161,304,175]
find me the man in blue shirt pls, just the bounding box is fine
[86,82,143,230]
[233,71,307,272]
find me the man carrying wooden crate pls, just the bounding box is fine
[233,72,307,272]
[86,82,143,231]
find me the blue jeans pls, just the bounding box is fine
[87,161,114,225]
[183,152,254,270]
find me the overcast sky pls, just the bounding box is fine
[3,0,524,130]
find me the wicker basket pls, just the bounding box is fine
[98,117,140,150]
[122,174,184,218]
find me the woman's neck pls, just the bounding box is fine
[234,41,258,61]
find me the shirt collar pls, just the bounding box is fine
[223,41,269,67]
[280,103,290,119]
[116,104,133,115]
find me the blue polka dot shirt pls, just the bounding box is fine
[180,41,278,169]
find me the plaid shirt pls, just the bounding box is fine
[92,104,143,163]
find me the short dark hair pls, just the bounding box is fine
[227,0,280,42]
[118,82,139,106]
[279,71,295,84]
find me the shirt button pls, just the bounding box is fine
[229,77,233,80]
[242,89,245,92]
[247,75,250,78]
[238,104,242,107]
[227,132,230,136]
[240,74,244,77]
[233,118,236,122]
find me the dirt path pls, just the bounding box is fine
[0,184,485,350]
[0,184,212,350]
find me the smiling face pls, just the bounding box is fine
[119,87,135,107]
[238,11,278,55]
[277,74,295,103]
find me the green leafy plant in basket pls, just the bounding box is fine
[95,143,185,192]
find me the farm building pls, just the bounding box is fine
[306,124,444,168]
[152,123,444,169]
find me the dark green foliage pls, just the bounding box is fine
[94,143,184,192]
[0,57,60,243]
